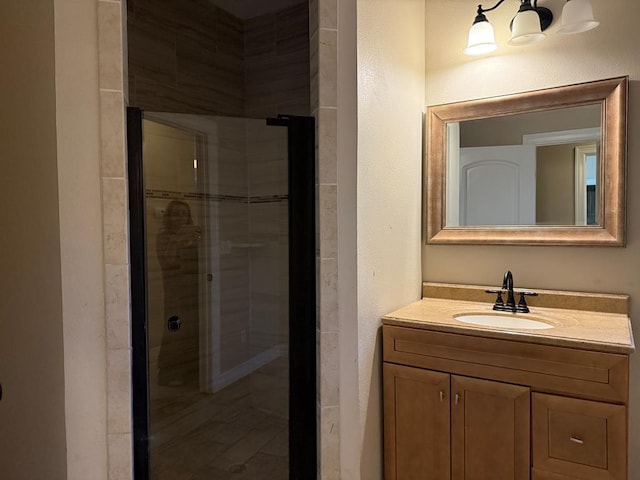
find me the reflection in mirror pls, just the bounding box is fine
[426,76,627,246]
[445,104,601,227]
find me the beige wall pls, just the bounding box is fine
[536,143,576,225]
[355,0,425,479]
[0,0,109,478]
[459,104,600,147]
[0,0,108,478]
[0,1,67,477]
[424,0,640,477]
[57,0,109,478]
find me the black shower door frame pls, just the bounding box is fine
[126,108,317,480]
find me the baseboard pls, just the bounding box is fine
[211,344,285,393]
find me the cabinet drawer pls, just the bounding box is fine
[383,325,629,403]
[532,393,627,479]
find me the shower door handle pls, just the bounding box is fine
[167,315,181,332]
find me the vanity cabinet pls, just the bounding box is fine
[384,363,529,480]
[383,325,630,480]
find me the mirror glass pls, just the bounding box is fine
[445,104,601,227]
[426,77,627,246]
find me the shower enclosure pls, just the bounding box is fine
[127,109,316,479]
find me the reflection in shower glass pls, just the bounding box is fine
[143,115,289,479]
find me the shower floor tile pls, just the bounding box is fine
[149,358,288,480]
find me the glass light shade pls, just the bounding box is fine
[509,9,546,45]
[464,21,498,56]
[557,0,599,35]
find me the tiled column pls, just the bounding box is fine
[97,1,326,478]
[310,0,340,478]
[98,1,133,479]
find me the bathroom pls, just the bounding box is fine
[1,0,639,479]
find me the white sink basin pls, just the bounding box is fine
[455,314,554,330]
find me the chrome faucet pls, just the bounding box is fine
[486,270,538,313]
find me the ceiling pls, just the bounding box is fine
[209,0,305,19]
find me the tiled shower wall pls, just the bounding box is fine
[245,3,311,118]
[96,0,340,477]
[142,114,288,389]
[97,0,132,478]
[310,0,340,478]
[128,0,310,118]
[127,0,244,116]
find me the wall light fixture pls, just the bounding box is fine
[464,0,599,56]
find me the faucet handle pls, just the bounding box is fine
[516,291,538,313]
[486,289,505,310]
[519,291,538,297]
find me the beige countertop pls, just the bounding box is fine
[383,296,635,354]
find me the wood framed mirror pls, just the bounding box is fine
[426,77,627,246]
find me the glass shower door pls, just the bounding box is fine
[140,113,291,480]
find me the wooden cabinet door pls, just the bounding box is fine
[383,363,451,480]
[451,375,530,480]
